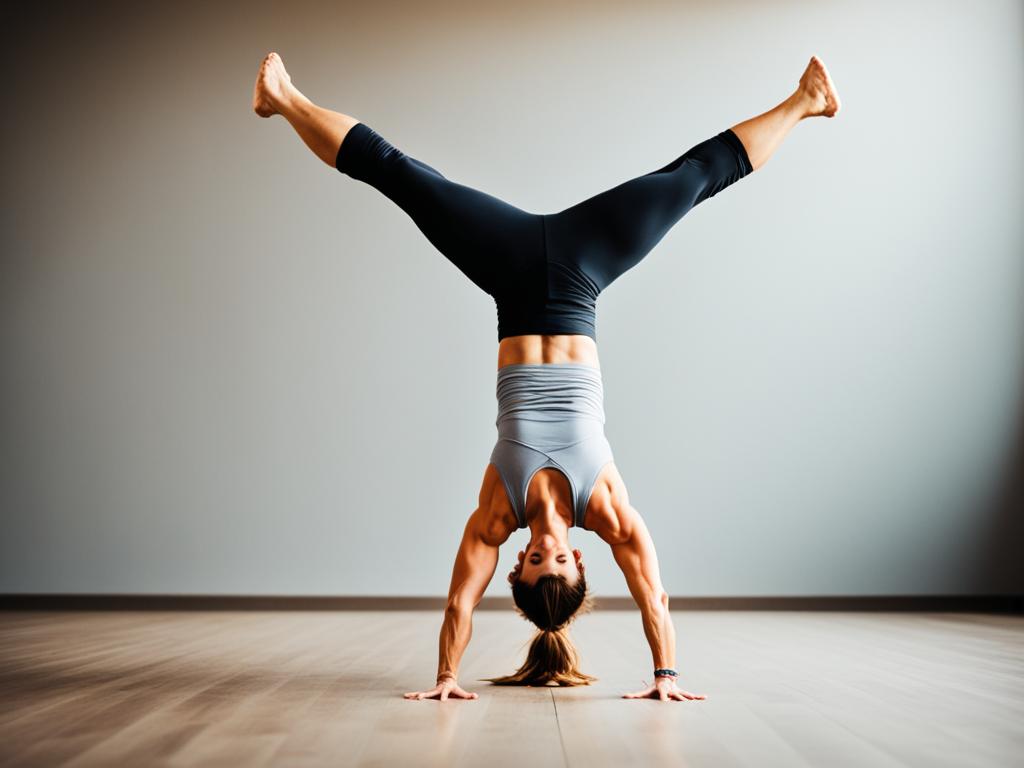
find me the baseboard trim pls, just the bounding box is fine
[1,594,1020,612]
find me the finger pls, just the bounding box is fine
[659,689,669,701]
[440,687,450,701]
[624,688,651,699]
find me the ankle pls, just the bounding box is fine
[785,89,813,121]
[273,82,309,115]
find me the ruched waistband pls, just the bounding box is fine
[495,363,605,425]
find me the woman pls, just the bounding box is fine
[252,51,840,702]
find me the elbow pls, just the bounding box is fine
[445,598,474,618]
[646,591,669,615]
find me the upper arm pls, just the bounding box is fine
[608,506,668,612]
[445,507,501,613]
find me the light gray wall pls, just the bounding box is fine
[2,0,1021,597]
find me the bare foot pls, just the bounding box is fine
[253,52,293,117]
[795,55,841,118]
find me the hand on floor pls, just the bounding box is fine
[622,675,707,702]
[403,678,479,701]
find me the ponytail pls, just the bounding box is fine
[483,624,596,686]
[482,572,597,687]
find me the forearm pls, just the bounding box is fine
[639,595,676,671]
[436,605,473,681]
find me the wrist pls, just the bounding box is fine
[436,671,457,683]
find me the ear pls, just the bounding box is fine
[572,548,584,574]
[508,551,524,584]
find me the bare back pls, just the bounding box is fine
[497,334,600,369]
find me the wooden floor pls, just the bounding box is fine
[0,610,1021,767]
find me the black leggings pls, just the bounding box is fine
[335,121,753,339]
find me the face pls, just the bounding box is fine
[508,535,584,586]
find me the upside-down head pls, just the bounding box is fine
[482,541,596,687]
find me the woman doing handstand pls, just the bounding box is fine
[252,51,840,702]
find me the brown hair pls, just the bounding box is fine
[482,573,597,686]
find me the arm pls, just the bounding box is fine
[437,507,499,680]
[404,506,500,701]
[608,508,674,670]
[609,505,707,702]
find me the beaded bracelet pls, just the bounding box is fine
[653,668,678,678]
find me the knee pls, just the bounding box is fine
[685,135,749,204]
[336,122,407,182]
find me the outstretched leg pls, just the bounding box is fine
[253,52,543,297]
[544,55,842,292]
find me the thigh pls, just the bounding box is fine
[338,123,544,296]
[544,130,750,292]
[399,165,544,296]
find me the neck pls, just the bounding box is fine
[527,503,571,549]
